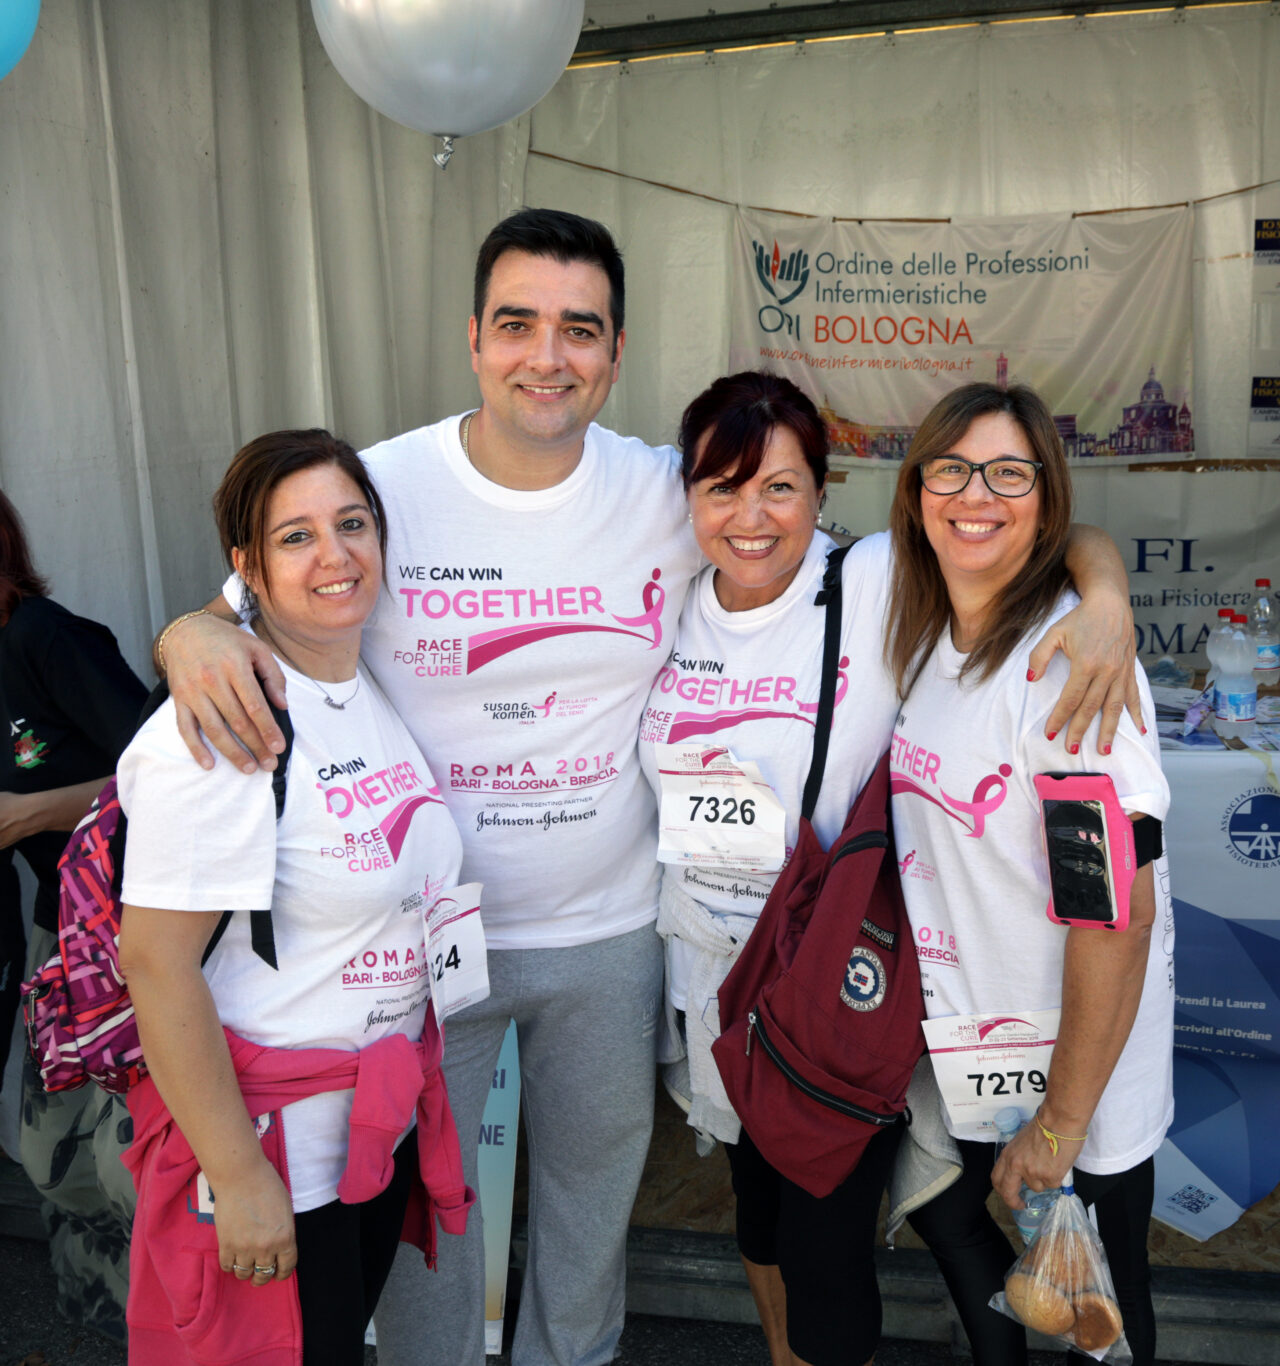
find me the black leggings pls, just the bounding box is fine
[725,1119,904,1366]
[906,1140,1156,1366]
[292,1132,418,1366]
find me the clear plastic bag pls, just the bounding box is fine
[989,1186,1131,1362]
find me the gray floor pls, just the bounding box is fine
[0,1231,1160,1366]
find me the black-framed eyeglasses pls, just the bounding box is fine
[919,456,1043,498]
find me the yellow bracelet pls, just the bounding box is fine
[1035,1113,1088,1157]
[155,609,209,676]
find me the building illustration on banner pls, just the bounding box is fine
[821,355,1194,463]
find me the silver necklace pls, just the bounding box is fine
[257,623,360,710]
[460,410,476,461]
[306,673,360,711]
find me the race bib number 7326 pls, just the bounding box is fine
[654,744,787,874]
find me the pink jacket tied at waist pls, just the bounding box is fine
[123,1012,474,1366]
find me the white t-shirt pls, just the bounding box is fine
[119,644,464,1212]
[638,531,901,1004]
[353,416,701,948]
[888,592,1176,1175]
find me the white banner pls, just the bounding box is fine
[1082,472,1280,663]
[730,206,1194,465]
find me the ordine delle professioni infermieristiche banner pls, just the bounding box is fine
[730,205,1194,466]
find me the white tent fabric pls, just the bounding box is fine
[527,6,1280,554]
[1,0,1278,677]
[0,0,526,672]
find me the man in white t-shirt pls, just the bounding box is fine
[162,211,700,1366]
[159,210,1141,1366]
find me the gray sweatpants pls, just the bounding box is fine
[374,922,663,1366]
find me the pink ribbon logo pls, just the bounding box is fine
[378,786,446,862]
[467,570,666,673]
[796,656,849,714]
[891,764,1013,839]
[611,569,665,651]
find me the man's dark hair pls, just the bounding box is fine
[473,209,625,343]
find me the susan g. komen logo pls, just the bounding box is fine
[1222,787,1280,867]
[753,239,810,306]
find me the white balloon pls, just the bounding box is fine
[311,0,584,149]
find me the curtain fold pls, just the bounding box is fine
[0,0,512,670]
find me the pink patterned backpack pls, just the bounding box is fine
[21,686,289,1094]
[22,782,146,1092]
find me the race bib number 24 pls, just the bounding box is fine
[425,882,489,1023]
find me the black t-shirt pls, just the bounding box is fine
[0,596,147,929]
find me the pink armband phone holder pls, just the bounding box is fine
[1033,771,1134,932]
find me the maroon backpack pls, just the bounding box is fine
[712,546,925,1198]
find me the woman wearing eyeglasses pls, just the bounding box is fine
[884,383,1173,1366]
[637,371,1157,1366]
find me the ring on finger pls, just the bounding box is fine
[253,1263,276,1275]
[232,1263,252,1274]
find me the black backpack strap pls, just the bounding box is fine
[269,703,295,821]
[199,700,293,971]
[800,543,853,822]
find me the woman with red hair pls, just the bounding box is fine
[0,487,147,1341]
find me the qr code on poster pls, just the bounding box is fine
[1168,1184,1217,1216]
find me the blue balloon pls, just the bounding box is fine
[0,0,39,83]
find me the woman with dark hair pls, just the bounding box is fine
[885,384,1172,1366]
[637,371,1143,1366]
[116,431,473,1366]
[0,487,146,1342]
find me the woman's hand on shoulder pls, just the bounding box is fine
[161,606,288,775]
[214,1157,298,1284]
[1027,587,1141,756]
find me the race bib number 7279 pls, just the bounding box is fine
[922,1007,1060,1142]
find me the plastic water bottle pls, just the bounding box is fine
[1251,579,1279,685]
[1214,614,1258,738]
[993,1107,1065,1245]
[1206,607,1234,706]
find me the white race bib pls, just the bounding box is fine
[922,1008,1060,1141]
[425,882,489,1023]
[654,743,787,874]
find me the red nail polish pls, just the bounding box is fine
[1141,725,1148,734]
[1101,744,1111,756]
[1026,669,1036,682]
[1068,743,1080,755]
[1046,731,1057,742]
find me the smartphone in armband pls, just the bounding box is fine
[1033,772,1135,932]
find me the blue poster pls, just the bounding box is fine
[1154,751,1280,1238]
